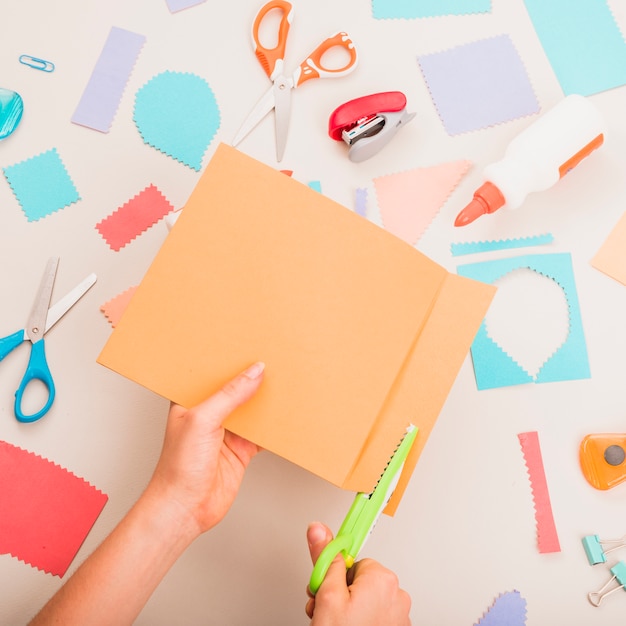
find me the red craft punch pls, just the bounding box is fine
[328,91,415,162]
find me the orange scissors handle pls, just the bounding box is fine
[295,31,358,87]
[252,0,293,80]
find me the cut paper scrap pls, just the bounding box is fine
[591,210,626,285]
[518,431,561,554]
[98,144,495,515]
[134,71,220,171]
[96,184,174,251]
[523,0,626,96]
[373,160,471,245]
[100,286,137,328]
[457,253,590,389]
[451,233,554,256]
[355,187,367,217]
[71,27,145,133]
[3,148,80,221]
[474,590,527,626]
[0,440,108,576]
[418,35,539,136]
[308,181,322,193]
[166,0,206,12]
[373,0,491,19]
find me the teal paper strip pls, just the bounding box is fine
[451,234,554,256]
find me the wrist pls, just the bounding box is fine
[138,480,203,549]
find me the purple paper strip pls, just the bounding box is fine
[71,27,146,133]
[166,0,206,11]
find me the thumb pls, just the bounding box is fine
[307,522,334,565]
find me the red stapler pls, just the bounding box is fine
[328,91,415,162]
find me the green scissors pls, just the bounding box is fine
[0,257,96,422]
[309,424,418,595]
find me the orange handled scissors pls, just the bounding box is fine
[232,0,358,161]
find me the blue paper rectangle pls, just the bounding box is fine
[523,0,626,96]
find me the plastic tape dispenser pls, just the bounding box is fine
[0,88,23,140]
[580,434,626,490]
[328,91,414,162]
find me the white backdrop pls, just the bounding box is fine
[2,1,626,624]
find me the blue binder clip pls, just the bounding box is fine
[582,534,626,565]
[589,561,626,606]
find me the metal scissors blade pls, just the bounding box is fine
[26,257,59,344]
[45,273,97,332]
[273,76,292,161]
[232,85,277,148]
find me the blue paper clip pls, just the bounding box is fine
[589,561,626,606]
[582,534,626,565]
[19,55,55,72]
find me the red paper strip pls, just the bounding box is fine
[518,431,561,553]
[96,184,174,251]
[0,441,108,576]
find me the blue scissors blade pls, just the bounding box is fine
[26,257,59,344]
[232,84,277,148]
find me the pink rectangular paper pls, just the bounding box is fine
[0,441,108,576]
[96,184,174,251]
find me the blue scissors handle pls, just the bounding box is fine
[14,339,56,423]
[0,329,26,360]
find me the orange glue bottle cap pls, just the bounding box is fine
[454,182,506,227]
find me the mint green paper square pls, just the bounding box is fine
[3,148,80,221]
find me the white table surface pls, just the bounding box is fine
[2,1,626,624]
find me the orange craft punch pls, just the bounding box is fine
[580,434,626,490]
[328,91,415,162]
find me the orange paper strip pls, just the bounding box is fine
[100,286,138,327]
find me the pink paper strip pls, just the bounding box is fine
[96,184,174,251]
[100,286,138,327]
[518,431,561,553]
[0,441,108,576]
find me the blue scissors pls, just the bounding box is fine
[0,257,96,422]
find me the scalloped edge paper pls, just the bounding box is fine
[518,431,561,553]
[134,71,221,171]
[374,160,471,245]
[2,148,81,221]
[457,252,590,389]
[0,440,108,576]
[417,34,540,136]
[372,0,491,19]
[96,184,174,251]
[100,286,138,327]
[451,233,554,256]
[71,26,146,133]
[475,590,528,625]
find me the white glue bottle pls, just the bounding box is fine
[455,94,606,227]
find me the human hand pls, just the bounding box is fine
[305,522,411,625]
[144,362,265,539]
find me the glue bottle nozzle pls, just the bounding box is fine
[454,182,506,227]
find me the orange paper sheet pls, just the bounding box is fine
[591,210,626,285]
[98,144,494,509]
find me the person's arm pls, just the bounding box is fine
[305,522,412,626]
[30,362,265,626]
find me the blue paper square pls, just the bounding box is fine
[3,148,80,221]
[373,0,491,19]
[457,253,591,390]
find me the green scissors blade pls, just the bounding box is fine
[309,424,418,594]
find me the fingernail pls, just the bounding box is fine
[243,361,265,380]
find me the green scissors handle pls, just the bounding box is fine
[309,533,355,595]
